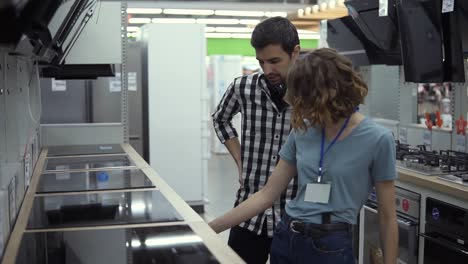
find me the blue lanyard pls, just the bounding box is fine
[318,116,352,182]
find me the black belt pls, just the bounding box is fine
[283,213,351,238]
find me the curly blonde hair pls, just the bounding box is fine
[285,48,368,130]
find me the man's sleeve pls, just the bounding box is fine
[212,80,241,143]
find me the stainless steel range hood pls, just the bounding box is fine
[1,0,99,65]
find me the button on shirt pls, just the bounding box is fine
[212,73,298,237]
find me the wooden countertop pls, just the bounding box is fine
[397,168,468,201]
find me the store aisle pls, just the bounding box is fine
[204,153,272,263]
[204,153,239,242]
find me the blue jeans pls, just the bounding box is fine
[270,220,355,264]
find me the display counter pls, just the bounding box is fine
[1,144,244,264]
[397,168,468,202]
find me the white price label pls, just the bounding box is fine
[109,73,121,92]
[51,79,67,92]
[379,0,389,17]
[456,134,466,152]
[423,130,432,150]
[24,154,31,188]
[55,165,71,180]
[128,72,137,91]
[8,176,16,228]
[399,127,408,144]
[442,0,454,13]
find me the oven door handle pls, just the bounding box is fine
[420,233,468,256]
[363,205,416,228]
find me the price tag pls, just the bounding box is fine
[456,134,466,152]
[442,0,454,13]
[8,175,16,228]
[109,73,121,92]
[128,72,137,91]
[399,127,408,144]
[55,165,71,180]
[423,130,432,150]
[24,153,31,188]
[379,0,388,16]
[51,79,67,91]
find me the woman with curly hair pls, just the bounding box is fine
[209,48,398,264]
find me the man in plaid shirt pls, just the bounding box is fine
[212,17,299,263]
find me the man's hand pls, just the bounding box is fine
[238,166,243,187]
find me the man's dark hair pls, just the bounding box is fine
[251,17,299,56]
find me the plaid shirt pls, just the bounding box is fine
[212,73,298,237]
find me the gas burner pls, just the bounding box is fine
[438,150,468,173]
[395,140,421,161]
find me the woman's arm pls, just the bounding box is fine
[375,180,398,264]
[209,159,297,233]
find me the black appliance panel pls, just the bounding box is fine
[16,225,220,264]
[37,169,154,193]
[396,0,465,82]
[327,16,371,66]
[27,190,183,229]
[421,198,468,263]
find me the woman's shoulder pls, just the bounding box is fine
[359,118,395,143]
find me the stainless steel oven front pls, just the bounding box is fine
[359,187,420,264]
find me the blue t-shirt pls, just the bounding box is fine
[279,117,397,224]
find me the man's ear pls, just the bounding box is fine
[292,45,301,59]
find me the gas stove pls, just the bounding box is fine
[395,141,468,176]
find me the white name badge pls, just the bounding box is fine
[304,183,331,204]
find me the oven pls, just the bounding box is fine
[420,198,468,264]
[360,187,420,264]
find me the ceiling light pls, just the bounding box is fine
[127,26,140,32]
[127,8,162,14]
[265,12,288,17]
[305,7,312,15]
[320,2,328,11]
[312,4,320,13]
[230,33,252,39]
[215,10,265,17]
[163,9,214,16]
[205,27,216,32]
[205,33,252,39]
[206,33,233,38]
[298,9,305,17]
[152,18,196,24]
[329,0,337,9]
[215,27,253,33]
[197,18,240,24]
[299,34,320,40]
[128,18,151,24]
[297,29,316,34]
[239,19,260,25]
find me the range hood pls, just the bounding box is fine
[41,64,115,80]
[1,0,99,65]
[1,0,117,79]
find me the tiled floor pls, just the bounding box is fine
[203,153,240,243]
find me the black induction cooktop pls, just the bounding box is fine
[37,169,154,194]
[47,144,125,157]
[27,190,183,230]
[16,225,220,264]
[44,154,136,172]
